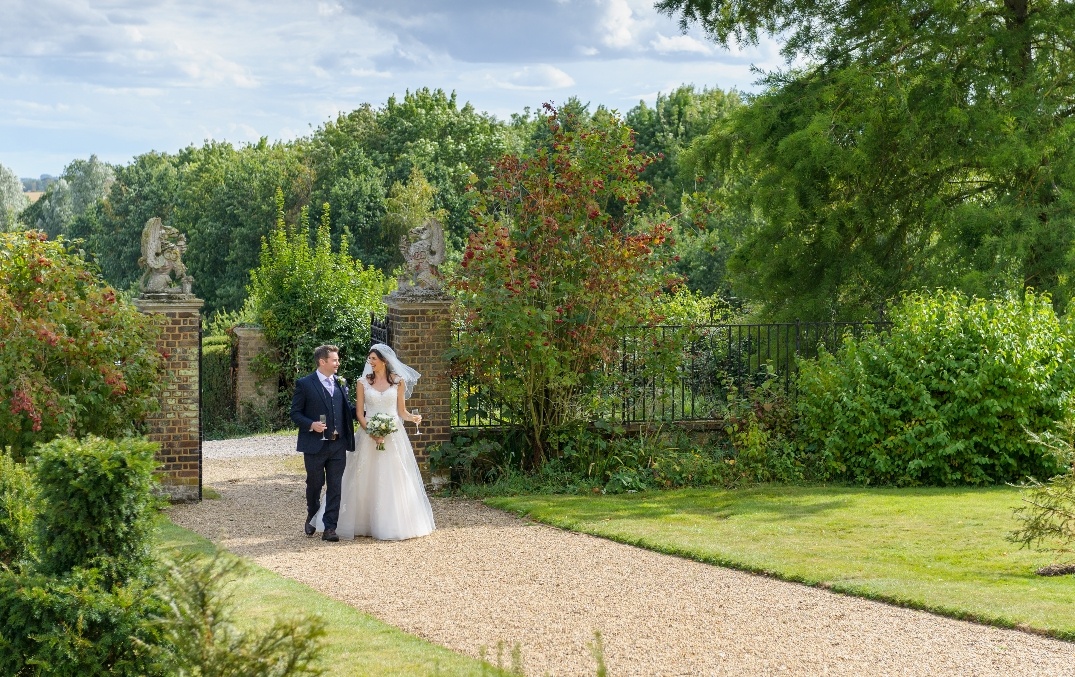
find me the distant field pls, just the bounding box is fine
[25,191,44,203]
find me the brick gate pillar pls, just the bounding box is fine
[232,325,278,421]
[135,295,203,503]
[384,293,452,478]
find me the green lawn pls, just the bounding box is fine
[156,520,507,676]
[486,485,1075,640]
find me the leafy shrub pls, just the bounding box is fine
[1009,408,1075,568]
[0,568,165,676]
[201,334,236,433]
[429,434,510,487]
[453,105,677,467]
[0,451,37,569]
[717,373,802,484]
[797,291,1072,486]
[33,436,160,586]
[0,231,165,461]
[246,192,394,383]
[149,553,326,677]
[1,435,326,675]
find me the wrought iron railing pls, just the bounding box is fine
[370,313,390,346]
[451,321,889,427]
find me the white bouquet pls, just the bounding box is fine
[366,413,398,450]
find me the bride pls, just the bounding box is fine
[313,343,435,541]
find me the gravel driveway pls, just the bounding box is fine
[169,435,1075,676]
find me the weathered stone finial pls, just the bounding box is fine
[138,217,193,297]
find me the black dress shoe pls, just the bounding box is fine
[322,528,339,542]
[304,521,316,537]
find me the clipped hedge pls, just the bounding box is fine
[201,335,235,430]
[33,436,160,585]
[797,291,1073,486]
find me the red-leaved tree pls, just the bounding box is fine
[0,231,164,460]
[453,105,678,466]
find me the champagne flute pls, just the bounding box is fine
[319,414,327,440]
[412,410,420,436]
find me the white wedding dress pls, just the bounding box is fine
[313,381,435,540]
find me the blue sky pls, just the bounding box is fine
[0,0,781,179]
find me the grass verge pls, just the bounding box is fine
[156,519,509,676]
[486,485,1075,640]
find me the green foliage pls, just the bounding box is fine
[797,291,1072,486]
[0,232,165,461]
[201,335,236,435]
[246,193,394,381]
[1009,411,1075,564]
[33,436,161,585]
[379,166,449,272]
[454,104,677,466]
[0,452,37,569]
[625,85,741,213]
[653,286,736,325]
[71,151,181,292]
[0,435,325,675]
[0,161,30,232]
[308,89,512,257]
[22,155,115,239]
[150,552,326,677]
[178,139,313,314]
[661,0,1075,319]
[0,568,165,676]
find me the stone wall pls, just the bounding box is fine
[135,296,203,503]
[385,296,452,475]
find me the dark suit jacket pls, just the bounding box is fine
[290,371,356,453]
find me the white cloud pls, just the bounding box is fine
[318,2,344,17]
[600,0,637,49]
[491,64,576,91]
[651,32,712,55]
[0,0,772,177]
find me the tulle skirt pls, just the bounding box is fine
[314,419,435,541]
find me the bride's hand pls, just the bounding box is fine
[373,436,385,446]
[411,414,422,426]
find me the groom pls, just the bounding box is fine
[290,344,355,542]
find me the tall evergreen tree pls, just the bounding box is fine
[659,0,1075,319]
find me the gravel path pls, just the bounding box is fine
[169,435,1075,676]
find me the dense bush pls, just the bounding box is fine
[797,291,1073,486]
[201,334,236,433]
[0,436,163,674]
[0,568,165,676]
[0,231,165,461]
[33,436,160,585]
[453,105,677,467]
[435,376,802,496]
[246,193,394,383]
[0,436,325,675]
[0,452,37,569]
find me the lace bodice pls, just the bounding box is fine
[362,381,399,417]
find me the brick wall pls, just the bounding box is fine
[385,296,452,476]
[232,326,278,420]
[135,296,203,503]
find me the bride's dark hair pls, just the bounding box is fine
[366,348,400,386]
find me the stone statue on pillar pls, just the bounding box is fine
[393,218,447,299]
[138,217,194,297]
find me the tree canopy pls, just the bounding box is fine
[660,0,1075,319]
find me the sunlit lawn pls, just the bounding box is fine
[156,520,506,676]
[487,485,1075,640]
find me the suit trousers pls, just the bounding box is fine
[303,438,348,530]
